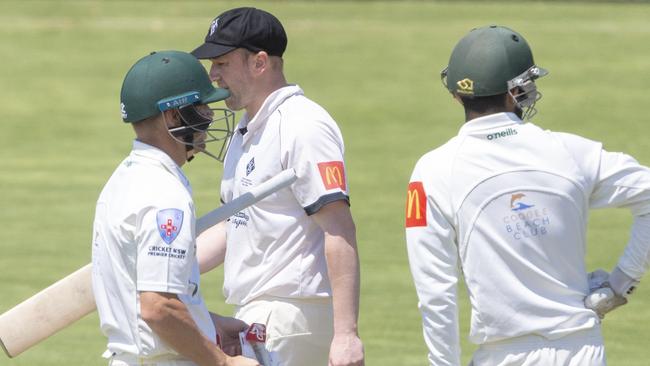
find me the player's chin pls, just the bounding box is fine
[193,134,208,150]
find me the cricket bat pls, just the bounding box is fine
[0,168,297,358]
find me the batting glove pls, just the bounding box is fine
[584,267,639,319]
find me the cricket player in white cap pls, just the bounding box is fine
[91,50,259,366]
[191,7,364,366]
[405,25,650,365]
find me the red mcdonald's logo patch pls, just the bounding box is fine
[405,181,426,227]
[317,161,347,191]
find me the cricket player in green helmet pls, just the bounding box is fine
[406,25,650,365]
[92,50,259,366]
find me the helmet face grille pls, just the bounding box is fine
[167,105,235,162]
[507,66,548,121]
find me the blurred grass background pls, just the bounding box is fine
[1,1,649,365]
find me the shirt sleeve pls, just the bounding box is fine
[405,161,461,366]
[283,117,349,215]
[135,188,195,295]
[590,150,650,215]
[589,150,650,280]
[617,213,650,280]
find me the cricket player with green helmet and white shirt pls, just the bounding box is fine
[405,25,650,366]
[91,50,259,366]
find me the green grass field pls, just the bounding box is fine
[1,1,649,365]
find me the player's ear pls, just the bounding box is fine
[453,93,464,106]
[251,51,269,75]
[162,109,180,128]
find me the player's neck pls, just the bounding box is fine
[245,78,289,120]
[464,106,516,122]
[134,122,187,167]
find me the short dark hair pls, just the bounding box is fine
[459,93,508,116]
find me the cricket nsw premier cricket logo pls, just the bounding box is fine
[503,192,550,240]
[157,208,184,244]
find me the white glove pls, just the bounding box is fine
[584,267,639,319]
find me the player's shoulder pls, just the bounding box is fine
[280,92,329,113]
[415,136,463,169]
[278,94,342,142]
[409,136,462,191]
[279,93,337,126]
[124,161,192,205]
[546,129,603,156]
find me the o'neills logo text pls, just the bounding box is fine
[318,161,347,191]
[405,181,426,227]
[486,128,518,141]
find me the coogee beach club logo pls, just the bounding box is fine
[503,193,550,240]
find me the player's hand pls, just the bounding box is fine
[211,313,249,356]
[584,284,627,319]
[226,355,261,366]
[587,269,609,291]
[584,267,639,319]
[328,332,364,366]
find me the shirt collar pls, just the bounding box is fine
[237,84,304,135]
[130,140,192,193]
[458,112,524,135]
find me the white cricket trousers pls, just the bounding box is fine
[234,296,334,366]
[470,326,606,366]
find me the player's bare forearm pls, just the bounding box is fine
[140,292,231,366]
[325,237,364,366]
[314,201,365,366]
[197,221,227,274]
[325,235,361,335]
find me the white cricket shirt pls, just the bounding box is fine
[405,113,650,365]
[221,85,349,305]
[91,141,216,359]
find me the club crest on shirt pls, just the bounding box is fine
[157,208,184,244]
[510,193,534,211]
[246,157,255,176]
[503,192,551,240]
[317,161,346,191]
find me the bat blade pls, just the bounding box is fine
[0,264,94,358]
[0,168,296,358]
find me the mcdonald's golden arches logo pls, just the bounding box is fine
[317,161,347,191]
[405,181,426,227]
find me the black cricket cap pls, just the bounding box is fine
[191,7,287,59]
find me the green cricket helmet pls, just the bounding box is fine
[441,25,548,119]
[120,50,234,161]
